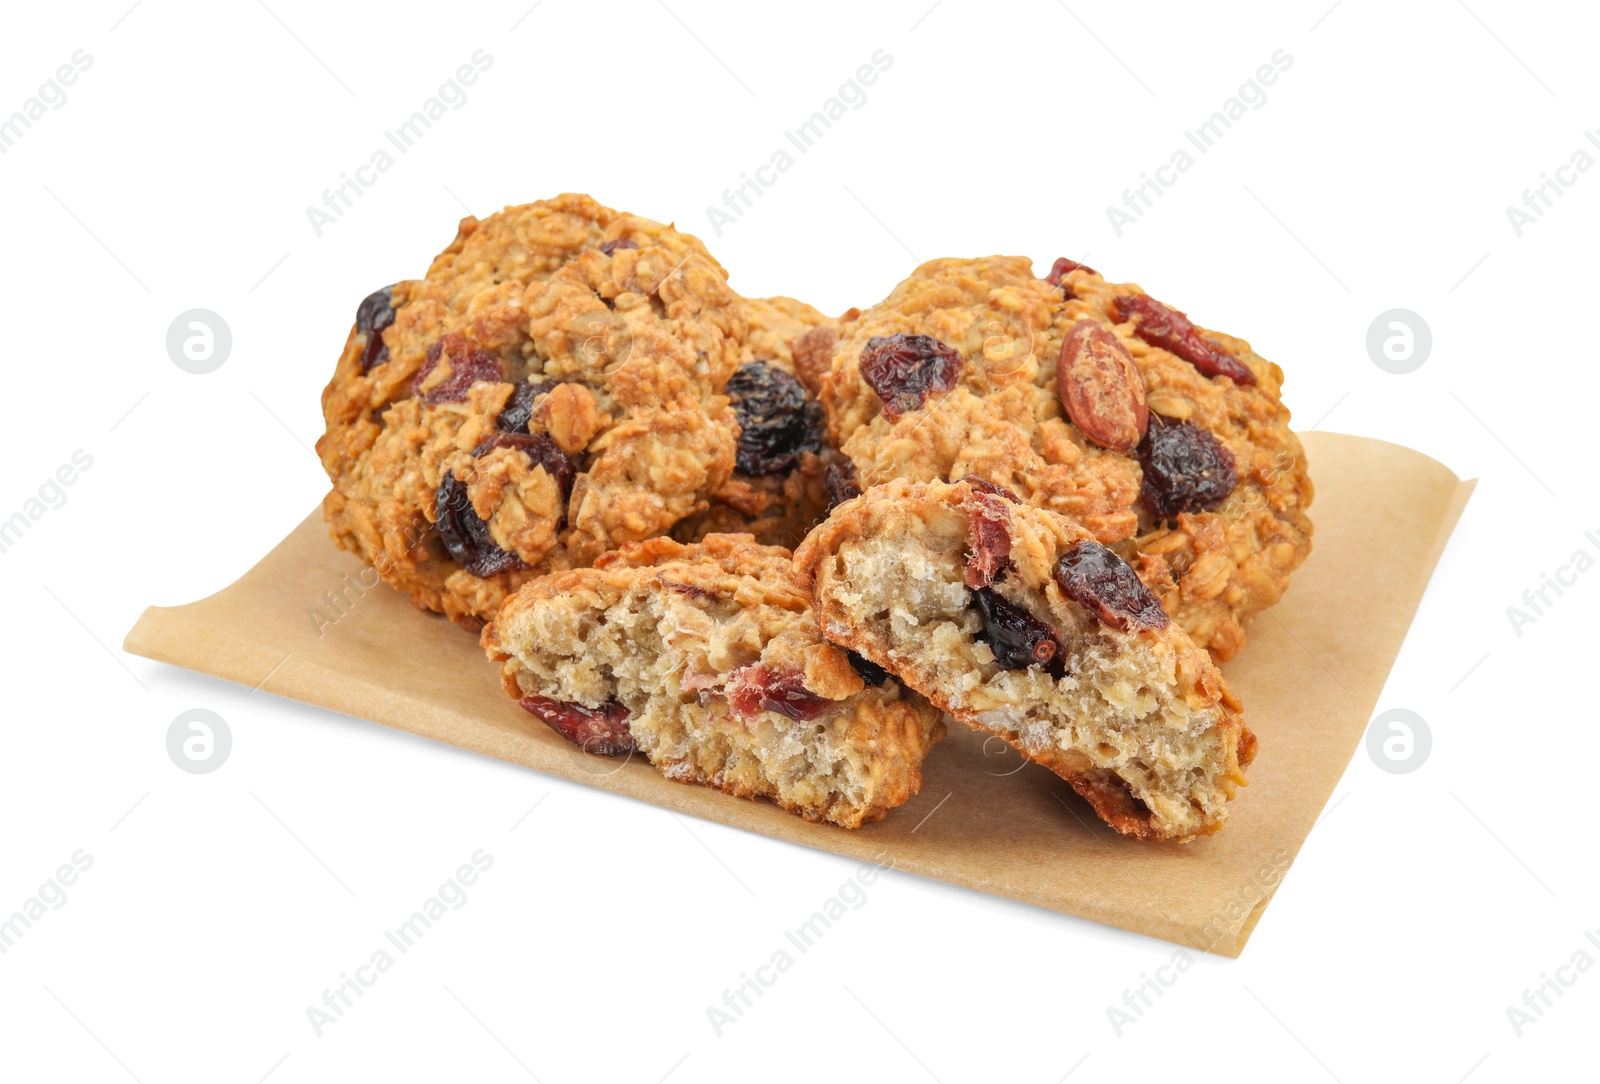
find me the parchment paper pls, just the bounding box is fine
[123,432,1474,956]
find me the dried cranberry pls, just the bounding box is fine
[413,334,505,406]
[519,695,635,756]
[497,378,557,434]
[435,470,523,578]
[825,461,863,510]
[846,650,890,687]
[727,665,834,722]
[1053,540,1169,632]
[725,362,823,476]
[1112,294,1255,385]
[961,475,1020,503]
[965,491,1013,589]
[598,238,638,256]
[859,334,962,420]
[1138,415,1237,519]
[1045,257,1097,287]
[356,285,397,372]
[971,587,1064,674]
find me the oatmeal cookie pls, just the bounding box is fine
[819,256,1312,661]
[316,194,746,627]
[795,478,1255,842]
[481,534,946,828]
[675,295,841,548]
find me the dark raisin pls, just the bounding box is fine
[971,587,1064,674]
[1137,415,1237,519]
[497,378,557,434]
[961,475,1020,503]
[725,362,823,476]
[825,461,863,510]
[1045,257,1097,287]
[471,433,578,505]
[598,238,638,256]
[413,334,505,406]
[519,695,635,756]
[435,469,523,578]
[1053,540,1169,632]
[727,665,834,721]
[859,334,962,420]
[846,650,890,687]
[965,490,1013,589]
[1112,294,1256,385]
[356,285,397,372]
[434,435,577,576]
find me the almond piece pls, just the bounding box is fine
[1057,320,1149,454]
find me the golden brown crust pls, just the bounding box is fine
[316,194,748,626]
[795,478,1253,841]
[482,536,945,828]
[817,256,1312,661]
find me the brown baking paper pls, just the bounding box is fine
[123,432,1473,956]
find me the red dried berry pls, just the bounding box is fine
[725,362,823,476]
[1137,414,1237,519]
[960,475,1020,503]
[519,695,635,756]
[971,587,1064,673]
[356,285,397,373]
[965,490,1013,589]
[1045,257,1098,287]
[1112,294,1256,385]
[727,665,834,722]
[825,460,863,510]
[859,334,962,420]
[598,238,638,256]
[413,334,506,406]
[1053,540,1169,632]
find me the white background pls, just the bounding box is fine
[2,1,1596,1080]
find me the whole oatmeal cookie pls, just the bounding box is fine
[819,256,1312,662]
[794,478,1255,842]
[481,534,946,828]
[316,194,747,627]
[675,295,842,549]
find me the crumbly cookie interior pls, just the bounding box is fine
[492,571,940,828]
[815,510,1245,840]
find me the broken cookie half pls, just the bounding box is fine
[794,478,1256,842]
[481,534,945,829]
